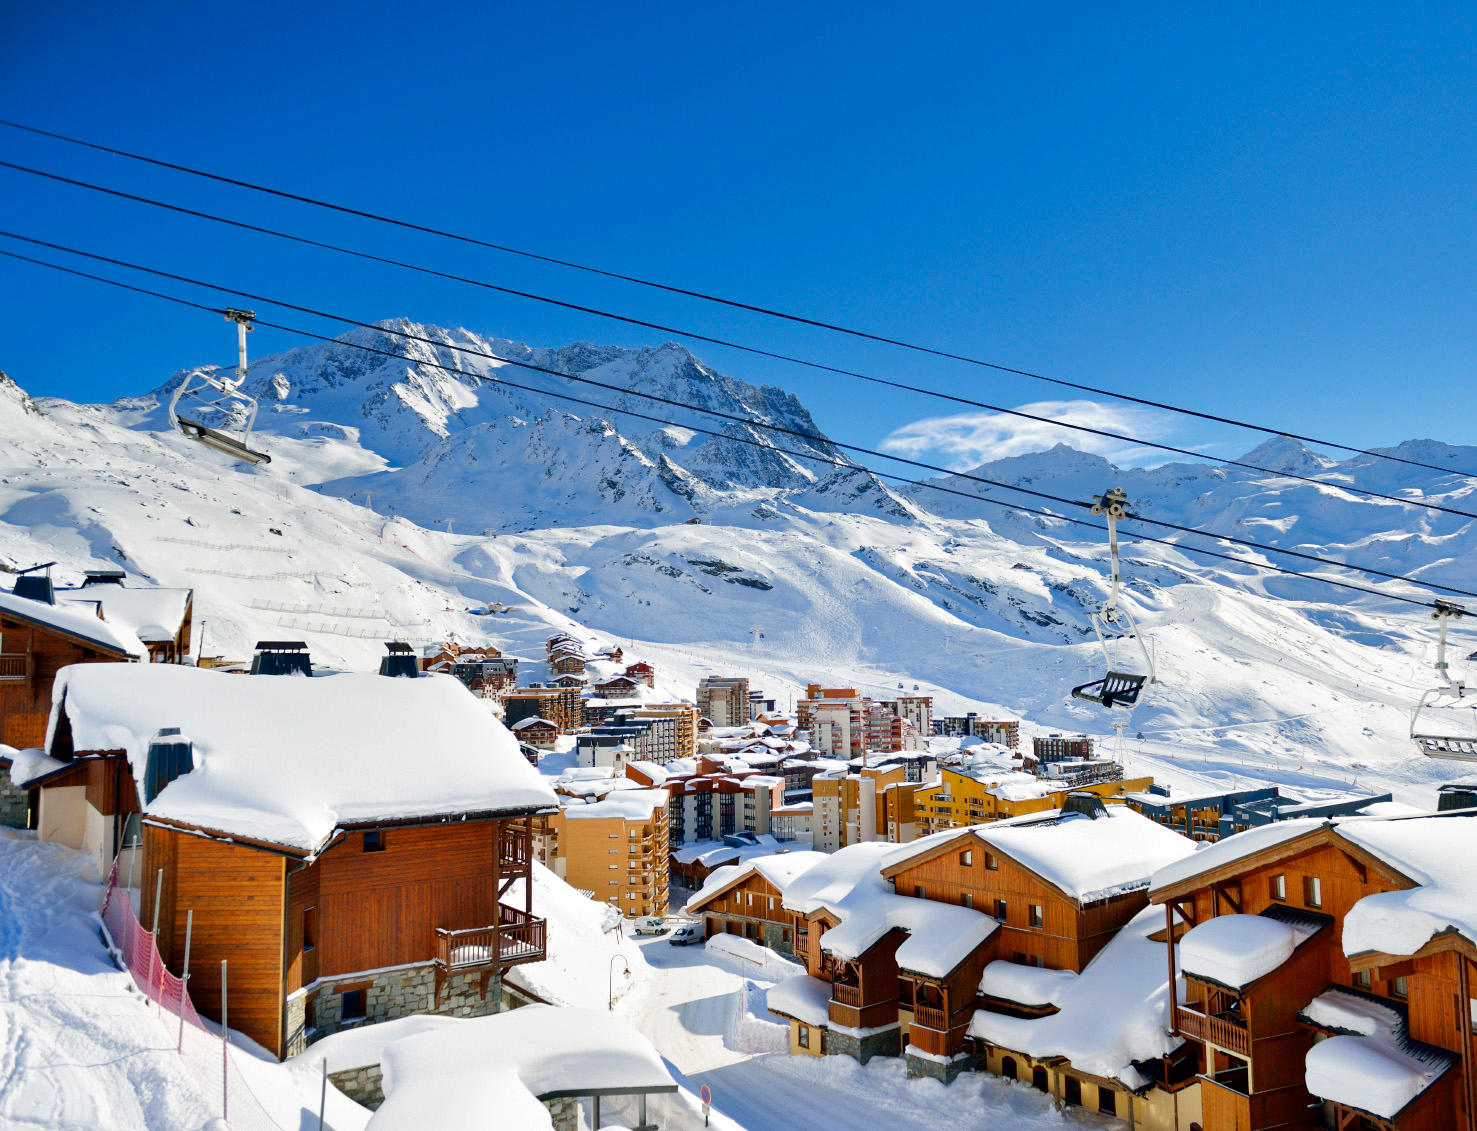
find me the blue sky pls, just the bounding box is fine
[1,1,1473,472]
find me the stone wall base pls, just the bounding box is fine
[0,771,30,829]
[827,1025,901,1064]
[289,965,505,1057]
[907,1051,966,1084]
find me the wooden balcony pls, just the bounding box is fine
[498,822,533,871]
[0,654,32,682]
[913,1005,947,1031]
[434,905,547,975]
[832,982,863,1007]
[1175,1004,1249,1056]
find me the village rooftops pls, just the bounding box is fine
[885,806,1196,904]
[968,904,1186,1090]
[0,587,146,657]
[1149,810,1477,960]
[560,788,667,821]
[47,663,557,853]
[782,841,998,979]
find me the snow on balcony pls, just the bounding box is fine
[1179,912,1318,992]
[978,961,1077,1010]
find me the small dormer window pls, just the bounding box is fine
[363,831,386,853]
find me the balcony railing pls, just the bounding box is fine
[499,823,532,869]
[832,982,863,1007]
[1175,1005,1249,1056]
[435,906,547,971]
[0,654,31,681]
[913,1005,948,1031]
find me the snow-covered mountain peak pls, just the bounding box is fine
[1234,435,1337,476]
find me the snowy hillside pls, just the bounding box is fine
[0,321,1472,813]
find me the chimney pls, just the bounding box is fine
[1062,792,1108,820]
[82,570,127,587]
[380,641,419,678]
[250,640,312,676]
[13,562,56,605]
[1437,783,1477,813]
[144,727,194,802]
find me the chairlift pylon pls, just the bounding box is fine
[167,309,270,465]
[1071,486,1156,710]
[1410,600,1477,761]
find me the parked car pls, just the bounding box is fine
[633,916,670,936]
[668,922,704,947]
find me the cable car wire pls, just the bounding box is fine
[2,117,1473,482]
[0,239,1469,611]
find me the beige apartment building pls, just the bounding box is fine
[696,676,750,727]
[537,789,671,917]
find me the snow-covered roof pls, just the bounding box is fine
[1148,818,1327,894]
[56,584,190,644]
[369,1006,675,1131]
[684,850,827,912]
[968,906,1183,1090]
[6,745,68,787]
[1179,911,1322,991]
[783,842,998,978]
[512,716,556,730]
[560,789,666,821]
[767,973,832,1027]
[1302,988,1457,1120]
[887,808,1195,904]
[978,961,1077,1009]
[0,589,145,658]
[49,663,557,852]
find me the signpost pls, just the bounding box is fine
[699,1083,712,1126]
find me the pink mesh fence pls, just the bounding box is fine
[100,864,293,1131]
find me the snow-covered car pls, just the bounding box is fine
[633,916,670,936]
[668,922,704,946]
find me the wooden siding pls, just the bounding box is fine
[145,827,288,1058]
[287,819,512,989]
[84,756,138,818]
[0,616,126,749]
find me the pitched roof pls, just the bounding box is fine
[0,589,144,658]
[49,663,557,853]
[56,584,191,644]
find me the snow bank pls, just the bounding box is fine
[978,961,1077,1009]
[705,933,805,981]
[372,1006,674,1131]
[729,979,791,1053]
[49,664,556,852]
[768,973,833,1027]
[969,906,1182,1088]
[1179,913,1309,990]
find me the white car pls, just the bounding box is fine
[633,916,671,936]
[667,922,704,946]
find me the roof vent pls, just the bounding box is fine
[1062,792,1108,820]
[380,641,419,678]
[144,728,194,803]
[1437,783,1477,813]
[82,570,126,587]
[250,640,312,676]
[13,562,56,605]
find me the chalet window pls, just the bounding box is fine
[1391,976,1408,999]
[961,893,974,909]
[768,897,776,911]
[994,899,1007,920]
[1469,998,1476,1033]
[1269,873,1286,901]
[362,831,385,852]
[303,907,317,952]
[1029,904,1044,929]
[1303,875,1323,909]
[960,849,973,866]
[1063,1077,1081,1106]
[914,884,925,898]
[798,1024,810,1049]
[341,989,366,1022]
[1354,969,1372,990]
[1097,1087,1116,1115]
[986,853,998,871]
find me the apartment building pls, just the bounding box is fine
[913,757,1153,836]
[625,756,785,845]
[884,694,933,740]
[931,715,1021,747]
[696,676,750,727]
[502,687,583,733]
[1126,782,1397,842]
[539,790,671,918]
[811,763,931,852]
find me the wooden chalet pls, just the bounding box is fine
[1150,811,1477,1131]
[624,661,655,688]
[682,851,826,956]
[878,801,1196,1077]
[36,660,558,1059]
[57,571,193,665]
[592,674,640,698]
[511,716,560,750]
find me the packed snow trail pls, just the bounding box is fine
[621,934,1120,1131]
[0,829,217,1129]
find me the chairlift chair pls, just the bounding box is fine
[1071,487,1156,710]
[1410,601,1477,761]
[167,309,271,465]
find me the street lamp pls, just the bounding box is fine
[608,954,630,1011]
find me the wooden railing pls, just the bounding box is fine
[0,654,31,681]
[832,982,863,1006]
[912,1005,948,1031]
[794,927,809,951]
[499,822,532,868]
[435,907,547,971]
[1175,1005,1249,1056]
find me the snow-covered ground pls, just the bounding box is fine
[616,933,1119,1131]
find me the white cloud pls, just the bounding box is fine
[878,399,1183,471]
